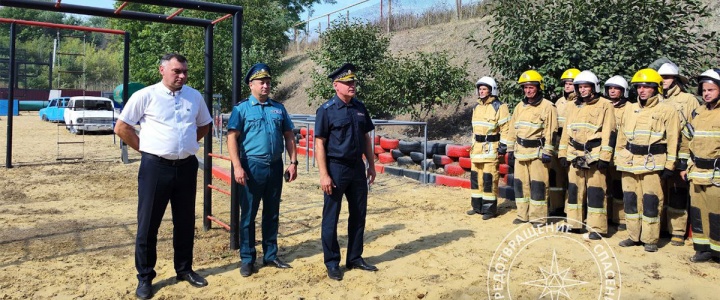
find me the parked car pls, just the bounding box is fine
[39,97,70,122]
[63,96,118,134]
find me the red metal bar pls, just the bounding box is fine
[166,8,184,20]
[114,2,129,14]
[211,14,232,25]
[55,0,61,9]
[207,215,231,231]
[208,184,230,196]
[0,17,125,35]
[208,152,231,161]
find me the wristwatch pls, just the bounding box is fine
[290,160,299,165]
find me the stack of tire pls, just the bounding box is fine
[432,144,472,176]
[296,128,314,156]
[376,138,451,170]
[497,154,515,201]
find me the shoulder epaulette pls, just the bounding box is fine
[322,99,335,109]
[235,98,249,106]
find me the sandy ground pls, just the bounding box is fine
[1,113,719,300]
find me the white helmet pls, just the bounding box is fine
[573,70,600,94]
[696,68,720,96]
[476,76,498,96]
[604,75,629,98]
[657,62,689,85]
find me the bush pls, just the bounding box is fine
[307,19,471,119]
[470,0,720,109]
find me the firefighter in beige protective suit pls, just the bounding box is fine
[658,62,700,246]
[557,70,615,240]
[467,76,511,220]
[507,70,558,228]
[615,69,680,253]
[549,68,580,217]
[604,75,631,231]
[679,68,720,263]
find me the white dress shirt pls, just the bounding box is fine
[118,82,213,160]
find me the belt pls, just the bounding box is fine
[570,138,601,151]
[626,143,667,155]
[516,137,545,148]
[142,152,196,166]
[475,134,500,142]
[691,154,719,169]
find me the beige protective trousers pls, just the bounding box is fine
[622,172,663,244]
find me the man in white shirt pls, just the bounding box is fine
[115,53,212,300]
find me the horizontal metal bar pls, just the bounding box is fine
[0,17,126,34]
[208,184,230,196]
[122,0,243,14]
[57,142,85,144]
[206,215,230,231]
[0,0,211,27]
[56,157,84,160]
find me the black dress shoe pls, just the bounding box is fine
[135,280,153,300]
[346,259,378,272]
[264,258,292,269]
[240,263,254,277]
[327,266,343,281]
[176,271,208,288]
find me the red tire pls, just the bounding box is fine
[374,145,386,154]
[374,135,381,145]
[298,138,313,148]
[444,163,465,176]
[446,144,471,158]
[379,137,400,150]
[459,157,472,169]
[378,152,395,164]
[300,128,314,137]
[432,154,454,166]
[499,164,510,175]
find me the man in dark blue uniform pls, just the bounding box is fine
[314,63,378,281]
[227,63,298,277]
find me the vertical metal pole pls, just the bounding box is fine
[5,22,17,169]
[48,52,53,89]
[203,24,214,232]
[120,32,130,163]
[229,10,243,250]
[423,123,428,184]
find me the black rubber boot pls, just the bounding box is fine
[466,198,482,215]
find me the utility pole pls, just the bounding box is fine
[387,0,392,33]
[456,0,462,20]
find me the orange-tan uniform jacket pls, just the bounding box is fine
[507,98,558,161]
[558,96,615,163]
[470,96,511,163]
[681,101,720,185]
[663,85,700,164]
[614,94,680,174]
[555,92,576,132]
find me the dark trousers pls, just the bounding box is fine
[238,156,284,264]
[322,160,368,268]
[135,153,198,282]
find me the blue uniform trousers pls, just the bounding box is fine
[238,156,284,264]
[322,159,368,268]
[135,153,198,281]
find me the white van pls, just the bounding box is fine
[63,96,118,134]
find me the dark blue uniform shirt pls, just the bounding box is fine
[227,95,294,161]
[315,96,375,163]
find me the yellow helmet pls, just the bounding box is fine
[518,70,545,91]
[561,68,581,81]
[631,68,663,95]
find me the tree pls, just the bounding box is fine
[307,19,471,119]
[470,0,720,108]
[108,0,329,111]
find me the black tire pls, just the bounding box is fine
[390,149,404,160]
[422,142,437,158]
[421,159,436,171]
[409,151,425,163]
[398,140,422,154]
[432,154,451,166]
[499,185,515,201]
[396,156,414,167]
[41,114,48,121]
[434,142,448,155]
[292,128,301,134]
[506,173,515,186]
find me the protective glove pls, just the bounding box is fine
[676,159,688,171]
[507,152,515,167]
[541,154,552,164]
[596,160,609,170]
[498,143,507,155]
[661,168,674,179]
[559,157,569,168]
